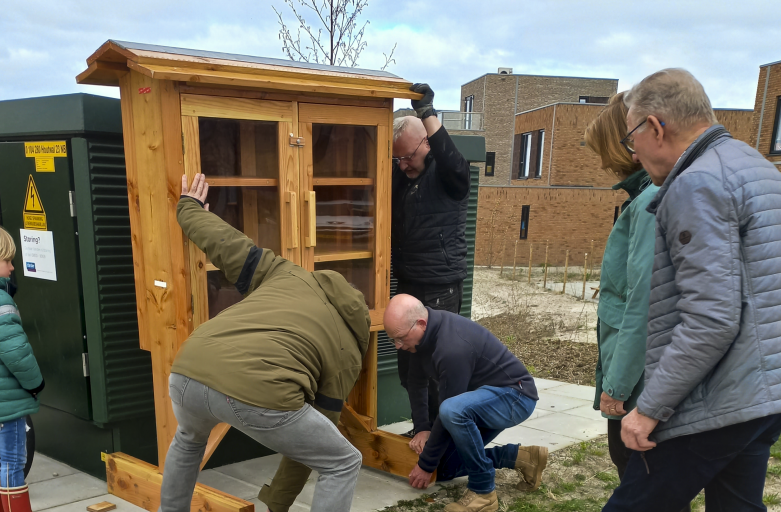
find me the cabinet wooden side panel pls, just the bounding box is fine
[347,331,378,429]
[182,117,209,329]
[375,122,390,309]
[106,452,253,512]
[119,74,150,352]
[125,70,182,467]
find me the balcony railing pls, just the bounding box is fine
[437,111,484,131]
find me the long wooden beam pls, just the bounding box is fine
[106,452,253,512]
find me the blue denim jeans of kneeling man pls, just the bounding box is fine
[0,417,27,488]
[436,385,536,494]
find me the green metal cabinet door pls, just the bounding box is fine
[0,141,91,420]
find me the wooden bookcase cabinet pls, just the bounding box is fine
[77,41,423,512]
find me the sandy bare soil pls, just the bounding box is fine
[472,267,599,344]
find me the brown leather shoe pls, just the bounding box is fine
[515,445,548,491]
[444,490,499,512]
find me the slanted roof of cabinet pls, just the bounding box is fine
[77,40,419,100]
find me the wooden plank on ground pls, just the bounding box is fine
[105,452,253,512]
[338,425,435,482]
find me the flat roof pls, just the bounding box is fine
[462,73,618,88]
[760,59,781,68]
[515,101,607,116]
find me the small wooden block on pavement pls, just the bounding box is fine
[87,502,117,512]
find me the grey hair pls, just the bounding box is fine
[624,68,718,133]
[393,116,418,143]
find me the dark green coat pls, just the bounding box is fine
[594,171,658,418]
[174,198,371,512]
[0,278,44,422]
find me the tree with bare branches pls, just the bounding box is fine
[273,0,397,70]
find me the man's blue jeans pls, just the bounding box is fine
[603,413,781,512]
[0,417,27,488]
[437,385,536,494]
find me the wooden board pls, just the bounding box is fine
[347,332,378,429]
[337,424,434,482]
[311,178,374,186]
[313,251,373,263]
[86,501,117,512]
[105,452,253,512]
[178,85,391,109]
[180,94,294,121]
[205,177,279,187]
[298,104,389,126]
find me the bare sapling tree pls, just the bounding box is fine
[273,0,397,70]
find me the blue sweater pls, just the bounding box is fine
[408,308,537,472]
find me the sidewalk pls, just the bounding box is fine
[30,378,604,512]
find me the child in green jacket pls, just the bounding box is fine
[0,227,44,512]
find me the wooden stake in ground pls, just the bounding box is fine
[499,238,507,276]
[589,239,595,277]
[528,244,533,284]
[582,253,589,300]
[562,249,569,295]
[542,241,549,289]
[512,240,519,280]
[87,503,117,512]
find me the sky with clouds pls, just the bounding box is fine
[1,0,779,111]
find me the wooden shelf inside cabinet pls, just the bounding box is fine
[312,178,374,186]
[313,251,373,263]
[205,177,279,187]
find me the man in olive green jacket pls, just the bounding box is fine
[160,174,371,512]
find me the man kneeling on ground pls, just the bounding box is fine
[384,294,548,512]
[159,174,370,512]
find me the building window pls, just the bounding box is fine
[534,130,544,178]
[519,205,530,239]
[771,97,781,154]
[485,152,495,176]
[517,132,532,178]
[579,96,588,104]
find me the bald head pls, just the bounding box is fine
[384,294,429,352]
[392,116,430,179]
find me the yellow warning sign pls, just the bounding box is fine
[23,175,47,230]
[24,141,67,173]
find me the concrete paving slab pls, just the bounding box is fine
[487,424,581,451]
[535,391,593,413]
[27,453,79,485]
[249,497,309,512]
[560,404,605,421]
[30,473,106,511]
[36,494,145,512]
[198,469,260,501]
[533,378,566,390]
[522,412,607,441]
[378,421,414,436]
[545,383,598,401]
[212,453,284,486]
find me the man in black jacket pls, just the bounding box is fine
[384,294,548,512]
[392,83,471,437]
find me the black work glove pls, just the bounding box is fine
[410,83,435,119]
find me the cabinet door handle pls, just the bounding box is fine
[287,191,298,248]
[305,191,317,247]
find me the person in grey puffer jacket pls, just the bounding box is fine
[603,69,781,512]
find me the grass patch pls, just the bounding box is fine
[764,493,781,506]
[768,465,781,478]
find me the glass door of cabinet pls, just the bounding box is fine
[298,104,391,312]
[181,95,300,327]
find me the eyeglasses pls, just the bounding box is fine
[392,137,427,166]
[621,118,665,154]
[390,321,417,347]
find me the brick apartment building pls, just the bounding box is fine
[446,68,758,268]
[750,59,781,167]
